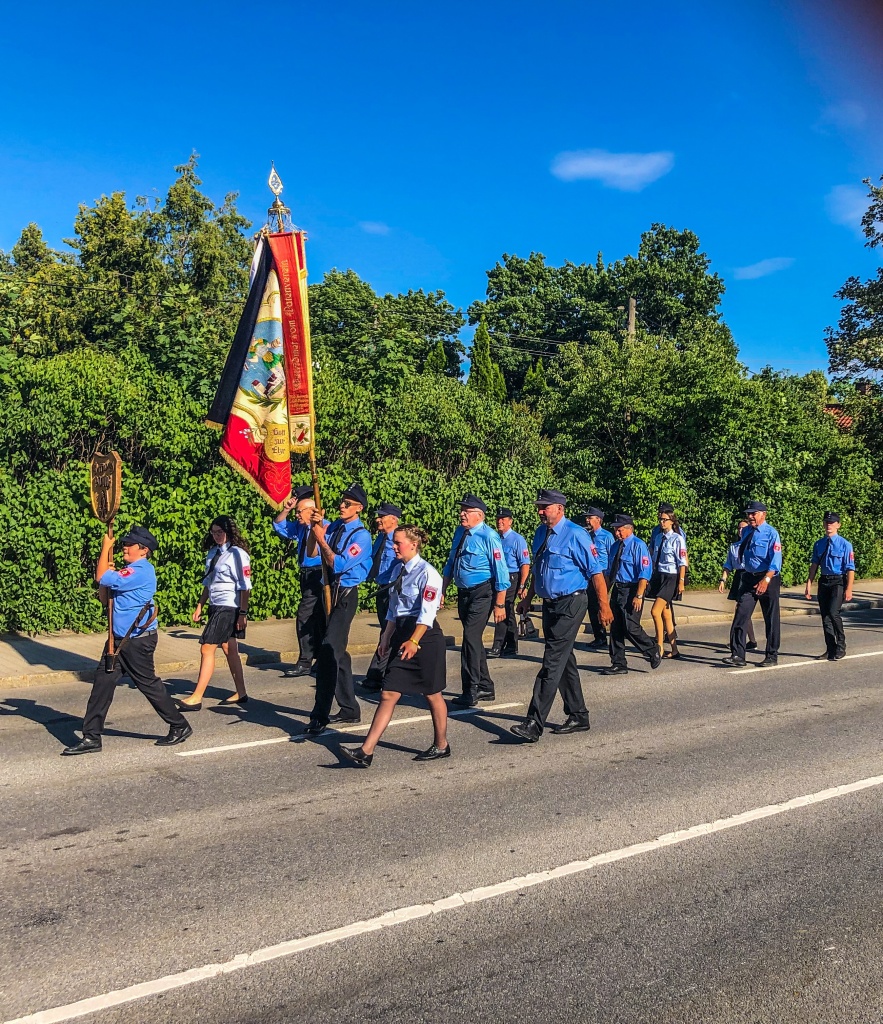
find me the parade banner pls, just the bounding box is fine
[206,231,315,508]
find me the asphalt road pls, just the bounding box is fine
[2,609,883,1023]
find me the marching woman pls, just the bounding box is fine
[648,509,688,659]
[340,525,449,767]
[176,516,252,710]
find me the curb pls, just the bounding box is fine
[2,598,881,691]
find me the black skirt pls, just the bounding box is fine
[383,618,446,696]
[200,605,245,645]
[647,571,678,603]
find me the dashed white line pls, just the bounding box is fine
[175,702,524,757]
[8,771,883,1024]
[732,648,883,674]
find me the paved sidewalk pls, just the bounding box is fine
[3,581,882,690]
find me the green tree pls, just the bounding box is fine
[826,175,883,379]
[468,320,506,403]
[423,340,448,374]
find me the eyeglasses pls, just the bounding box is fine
[659,516,672,522]
[339,500,355,508]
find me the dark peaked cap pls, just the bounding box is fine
[459,494,487,513]
[119,525,159,551]
[341,483,368,506]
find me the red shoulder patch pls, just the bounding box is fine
[243,566,251,577]
[591,545,598,557]
[118,568,134,578]
[493,549,502,560]
[849,551,855,561]
[523,549,530,558]
[423,587,438,602]
[680,549,687,558]
[773,542,782,552]
[641,556,650,567]
[348,543,362,557]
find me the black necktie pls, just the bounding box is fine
[738,528,754,562]
[607,541,624,592]
[818,538,831,572]
[393,564,407,594]
[534,526,553,566]
[204,547,222,582]
[328,522,346,554]
[367,534,387,582]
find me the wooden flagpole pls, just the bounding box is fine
[89,450,122,661]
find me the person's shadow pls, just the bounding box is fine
[0,697,156,746]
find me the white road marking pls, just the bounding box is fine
[731,648,883,674]
[175,702,524,757]
[8,771,883,1024]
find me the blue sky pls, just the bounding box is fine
[1,0,881,376]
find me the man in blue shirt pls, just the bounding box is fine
[580,506,614,649]
[442,495,509,707]
[274,484,329,677]
[304,484,374,734]
[509,489,612,743]
[489,507,531,659]
[362,501,403,690]
[805,511,855,661]
[63,526,191,755]
[602,514,661,676]
[723,500,783,667]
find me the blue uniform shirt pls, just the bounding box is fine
[650,524,688,544]
[723,540,744,572]
[649,529,688,574]
[609,534,653,584]
[811,534,855,575]
[499,528,531,574]
[386,555,444,626]
[373,530,398,586]
[740,522,783,574]
[99,557,157,638]
[272,517,327,569]
[324,518,373,586]
[443,521,510,591]
[585,526,614,572]
[531,517,603,600]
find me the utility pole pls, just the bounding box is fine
[627,296,636,338]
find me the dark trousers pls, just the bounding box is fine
[296,570,325,665]
[82,632,186,740]
[527,591,589,731]
[312,587,360,723]
[492,573,520,652]
[364,586,392,685]
[609,583,657,668]
[730,573,781,660]
[819,579,846,656]
[458,580,495,697]
[586,580,608,641]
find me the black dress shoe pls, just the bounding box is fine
[587,636,609,650]
[414,744,451,761]
[551,715,591,735]
[174,699,202,712]
[476,690,496,702]
[601,665,629,676]
[721,656,746,667]
[217,694,249,706]
[649,649,662,670]
[155,723,193,746]
[61,737,102,756]
[759,656,778,668]
[340,745,373,768]
[328,712,361,725]
[360,678,383,692]
[451,693,478,708]
[486,647,503,659]
[500,647,519,659]
[510,720,542,743]
[304,720,329,737]
[832,651,846,661]
[283,662,313,678]
[746,641,758,651]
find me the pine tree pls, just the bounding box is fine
[423,339,447,375]
[468,320,507,402]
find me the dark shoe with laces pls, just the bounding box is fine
[649,649,662,670]
[746,641,758,651]
[283,662,313,678]
[758,656,778,668]
[509,719,542,743]
[340,745,373,768]
[587,636,609,650]
[304,720,329,737]
[61,737,102,756]
[414,744,451,761]
[601,665,629,676]
[551,715,591,735]
[452,693,478,708]
[486,646,503,659]
[832,650,846,661]
[476,690,496,702]
[155,723,193,746]
[328,712,361,725]
[721,656,746,667]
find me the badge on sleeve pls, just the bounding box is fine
[423,587,437,601]
[348,543,362,557]
[680,549,687,558]
[849,550,855,562]
[641,556,650,567]
[774,542,781,552]
[591,545,598,557]
[523,549,529,558]
[118,567,134,578]
[243,566,251,577]
[493,549,502,560]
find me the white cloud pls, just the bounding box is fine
[550,149,674,191]
[733,257,796,281]
[358,220,390,235]
[825,185,868,236]
[817,101,867,132]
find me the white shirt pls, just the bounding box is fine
[204,544,252,608]
[386,555,443,627]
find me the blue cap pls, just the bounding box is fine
[340,483,367,507]
[823,511,840,523]
[496,507,514,520]
[119,525,158,552]
[535,488,567,506]
[459,494,487,513]
[376,502,403,518]
[293,485,314,502]
[584,506,605,519]
[744,500,768,513]
[608,513,634,528]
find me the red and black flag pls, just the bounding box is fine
[207,231,315,508]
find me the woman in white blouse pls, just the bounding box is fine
[341,525,449,767]
[176,516,252,710]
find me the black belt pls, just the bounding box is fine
[457,579,492,593]
[545,589,586,601]
[300,566,322,577]
[819,574,845,584]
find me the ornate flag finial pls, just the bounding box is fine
[268,164,284,197]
